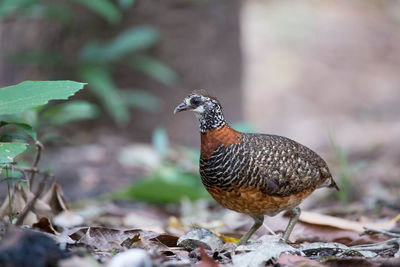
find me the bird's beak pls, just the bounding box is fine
[174,101,191,114]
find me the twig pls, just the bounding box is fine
[363,227,400,238]
[351,238,400,252]
[15,173,48,226]
[30,141,43,190]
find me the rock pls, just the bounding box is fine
[177,228,223,251]
[108,249,152,267]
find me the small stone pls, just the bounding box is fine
[177,228,223,251]
[108,249,152,267]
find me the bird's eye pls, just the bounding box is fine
[191,97,201,105]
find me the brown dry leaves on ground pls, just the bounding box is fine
[0,194,399,267]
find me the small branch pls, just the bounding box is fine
[30,141,43,190]
[16,173,48,226]
[363,227,400,238]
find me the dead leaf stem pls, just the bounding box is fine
[16,174,48,226]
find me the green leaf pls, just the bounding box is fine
[129,55,177,87]
[105,26,159,60]
[79,65,129,126]
[120,90,160,112]
[0,0,36,17]
[41,101,100,125]
[71,0,121,24]
[0,134,27,143]
[0,121,37,141]
[115,166,209,203]
[0,81,86,115]
[81,26,159,63]
[118,0,135,9]
[0,142,27,169]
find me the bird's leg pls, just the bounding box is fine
[236,214,264,246]
[282,206,301,242]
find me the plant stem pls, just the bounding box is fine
[30,141,43,190]
[6,168,13,223]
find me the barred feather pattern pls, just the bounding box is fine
[200,133,336,197]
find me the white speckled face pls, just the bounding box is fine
[193,105,205,114]
[183,93,226,133]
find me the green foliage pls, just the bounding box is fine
[0,121,37,141]
[3,1,178,126]
[129,55,178,87]
[40,101,99,126]
[330,134,350,205]
[0,142,27,169]
[0,0,35,17]
[81,26,160,63]
[71,0,121,24]
[0,81,87,169]
[79,65,129,126]
[118,0,135,9]
[120,90,160,112]
[115,166,209,203]
[0,81,86,115]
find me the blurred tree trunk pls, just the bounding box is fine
[124,0,242,146]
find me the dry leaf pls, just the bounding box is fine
[13,187,37,225]
[167,216,185,233]
[41,182,68,214]
[22,187,51,213]
[69,227,169,251]
[233,235,298,267]
[121,234,141,248]
[195,246,219,267]
[32,217,57,235]
[275,254,324,267]
[298,211,399,234]
[149,234,179,247]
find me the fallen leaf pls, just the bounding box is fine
[167,216,185,233]
[22,187,51,213]
[298,211,398,234]
[41,182,68,214]
[32,217,57,235]
[220,234,238,244]
[232,235,298,267]
[275,253,324,267]
[69,227,176,252]
[195,246,219,267]
[121,234,141,248]
[150,234,179,247]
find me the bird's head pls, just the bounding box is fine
[174,92,220,115]
[174,92,226,132]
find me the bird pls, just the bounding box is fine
[174,92,338,245]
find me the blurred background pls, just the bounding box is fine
[0,0,399,213]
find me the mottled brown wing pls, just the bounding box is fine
[241,133,333,197]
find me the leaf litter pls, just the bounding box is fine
[1,142,400,266]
